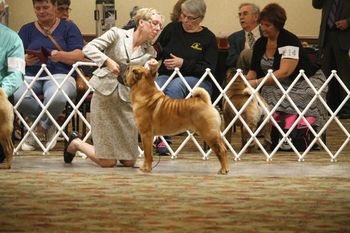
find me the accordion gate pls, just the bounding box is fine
[14,62,350,162]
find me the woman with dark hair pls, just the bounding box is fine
[55,0,71,20]
[246,3,328,136]
[14,0,84,151]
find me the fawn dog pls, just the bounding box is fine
[222,70,271,152]
[0,88,14,169]
[125,65,229,174]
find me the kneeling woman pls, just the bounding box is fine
[63,8,163,167]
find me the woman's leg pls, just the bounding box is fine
[42,75,76,129]
[66,138,119,167]
[66,138,136,167]
[13,78,43,122]
[161,76,213,99]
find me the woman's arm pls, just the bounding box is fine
[50,49,84,65]
[250,58,298,88]
[83,28,119,68]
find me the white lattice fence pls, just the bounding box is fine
[14,63,350,161]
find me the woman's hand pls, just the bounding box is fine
[105,58,120,76]
[163,53,183,70]
[145,58,159,76]
[25,54,39,66]
[50,50,60,63]
[248,79,258,88]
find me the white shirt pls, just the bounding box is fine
[244,26,261,49]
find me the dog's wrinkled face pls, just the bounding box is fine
[125,65,150,87]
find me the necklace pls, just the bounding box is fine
[37,18,57,35]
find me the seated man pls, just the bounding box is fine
[226,3,261,74]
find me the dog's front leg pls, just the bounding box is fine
[0,138,13,169]
[140,133,154,172]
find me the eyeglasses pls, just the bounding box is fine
[57,6,72,12]
[181,12,201,21]
[147,19,163,30]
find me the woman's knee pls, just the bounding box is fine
[119,160,136,167]
[99,159,118,168]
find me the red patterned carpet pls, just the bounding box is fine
[1,154,350,233]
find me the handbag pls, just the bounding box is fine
[45,32,91,95]
[271,111,316,151]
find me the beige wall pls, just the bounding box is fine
[8,0,321,38]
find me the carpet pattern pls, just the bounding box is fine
[1,158,350,233]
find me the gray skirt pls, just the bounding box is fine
[90,88,138,160]
[261,69,329,129]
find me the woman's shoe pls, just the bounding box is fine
[63,131,79,163]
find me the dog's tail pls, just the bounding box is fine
[192,87,211,105]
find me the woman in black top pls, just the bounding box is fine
[153,0,218,155]
[246,3,328,133]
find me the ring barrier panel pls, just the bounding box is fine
[14,62,97,155]
[14,63,350,162]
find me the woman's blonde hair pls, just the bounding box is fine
[134,8,163,27]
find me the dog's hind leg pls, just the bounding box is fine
[139,132,154,172]
[205,134,229,175]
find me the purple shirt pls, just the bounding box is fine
[18,20,84,77]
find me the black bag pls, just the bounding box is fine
[271,112,315,152]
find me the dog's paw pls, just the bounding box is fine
[218,168,229,175]
[0,162,11,169]
[140,165,152,173]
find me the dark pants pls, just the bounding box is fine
[0,95,14,163]
[322,29,350,113]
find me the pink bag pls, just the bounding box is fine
[271,112,316,151]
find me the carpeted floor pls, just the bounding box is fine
[1,155,350,233]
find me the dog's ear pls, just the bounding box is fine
[132,67,143,81]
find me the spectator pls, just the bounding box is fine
[55,0,70,20]
[122,5,140,30]
[170,0,187,22]
[63,8,163,168]
[154,0,218,155]
[246,3,328,133]
[14,0,84,151]
[312,0,350,119]
[0,0,25,163]
[226,3,261,74]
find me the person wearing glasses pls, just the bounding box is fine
[226,3,261,74]
[0,0,25,165]
[63,8,164,168]
[55,0,71,20]
[153,0,218,155]
[13,0,84,151]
